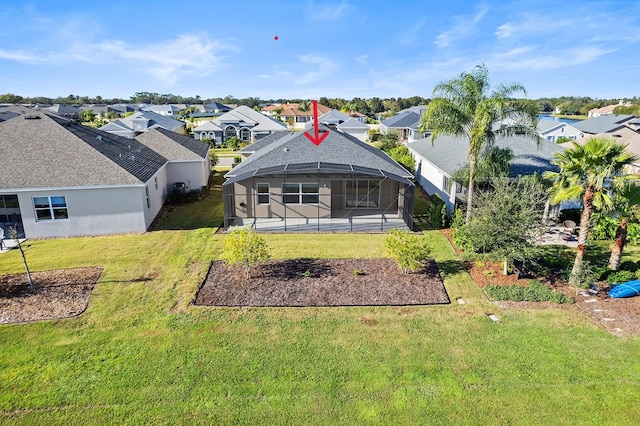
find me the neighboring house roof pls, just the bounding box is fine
[238,131,290,153]
[135,128,210,160]
[400,105,428,115]
[214,105,286,132]
[0,111,20,122]
[109,104,139,114]
[409,134,563,177]
[142,105,184,115]
[337,118,369,130]
[100,111,184,135]
[573,114,635,134]
[589,104,619,116]
[203,102,231,112]
[263,102,332,117]
[46,104,80,117]
[193,121,223,132]
[0,112,167,189]
[225,126,413,185]
[381,111,421,129]
[317,109,351,125]
[537,121,564,133]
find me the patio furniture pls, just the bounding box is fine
[563,220,577,234]
[0,227,4,250]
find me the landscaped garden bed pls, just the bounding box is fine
[0,267,103,324]
[195,258,449,307]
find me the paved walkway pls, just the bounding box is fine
[0,238,26,254]
[537,225,578,248]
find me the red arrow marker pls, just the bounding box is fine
[304,100,329,146]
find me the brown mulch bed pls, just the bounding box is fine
[0,267,103,324]
[441,229,640,336]
[195,258,449,307]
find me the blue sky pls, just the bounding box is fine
[1,0,639,100]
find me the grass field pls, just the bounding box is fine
[1,181,639,424]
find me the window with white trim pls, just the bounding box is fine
[34,196,68,221]
[346,180,380,208]
[257,183,270,204]
[442,176,450,195]
[282,183,319,204]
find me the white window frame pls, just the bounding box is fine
[442,176,451,195]
[33,195,68,221]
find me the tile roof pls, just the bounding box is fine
[225,126,412,184]
[0,112,167,189]
[262,102,332,117]
[409,134,563,177]
[136,128,210,160]
[572,114,635,134]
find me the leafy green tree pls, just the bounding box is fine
[81,109,96,123]
[387,145,415,173]
[544,138,638,284]
[384,229,431,274]
[221,227,271,279]
[418,64,539,225]
[465,176,547,275]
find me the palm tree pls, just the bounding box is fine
[418,64,538,224]
[298,100,311,123]
[543,138,637,285]
[607,184,640,270]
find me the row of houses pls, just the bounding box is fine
[3,101,639,240]
[0,111,210,240]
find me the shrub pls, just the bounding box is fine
[605,270,636,285]
[450,208,472,251]
[426,194,447,229]
[384,229,431,274]
[221,227,271,279]
[485,280,573,304]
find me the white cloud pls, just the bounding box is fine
[490,46,615,71]
[307,1,352,21]
[434,5,488,48]
[96,33,231,83]
[0,48,39,63]
[294,54,338,85]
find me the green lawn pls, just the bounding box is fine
[1,186,639,424]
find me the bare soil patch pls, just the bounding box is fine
[441,229,640,336]
[195,258,449,307]
[0,267,103,324]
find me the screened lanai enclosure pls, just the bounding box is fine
[222,162,414,232]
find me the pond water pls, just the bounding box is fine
[538,113,582,125]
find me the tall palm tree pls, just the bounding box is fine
[418,64,538,224]
[543,138,637,284]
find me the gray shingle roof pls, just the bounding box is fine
[214,105,286,132]
[136,128,210,160]
[381,111,420,129]
[225,126,412,184]
[100,111,184,134]
[238,131,292,153]
[337,117,369,129]
[0,112,167,189]
[572,114,635,134]
[409,134,564,177]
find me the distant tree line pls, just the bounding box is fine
[1,92,638,117]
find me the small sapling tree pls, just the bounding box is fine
[384,229,431,274]
[9,226,34,290]
[221,227,271,279]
